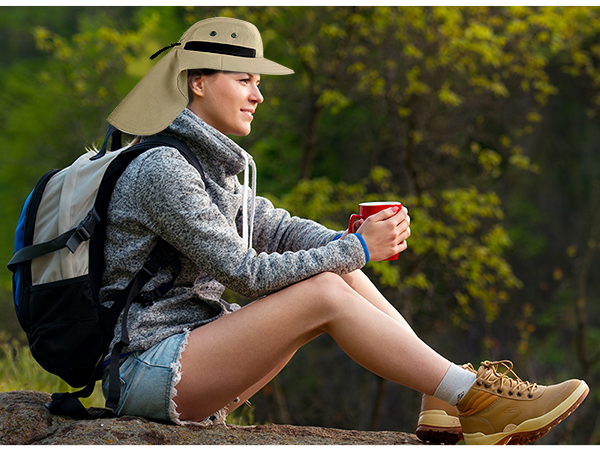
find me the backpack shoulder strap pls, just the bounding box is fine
[87,133,204,298]
[137,135,207,185]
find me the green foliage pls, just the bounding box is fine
[272,169,520,326]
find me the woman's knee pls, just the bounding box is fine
[305,272,349,293]
[300,272,357,313]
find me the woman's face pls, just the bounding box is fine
[188,71,263,136]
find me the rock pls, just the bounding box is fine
[0,391,423,445]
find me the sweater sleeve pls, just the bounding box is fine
[243,195,341,255]
[134,148,367,299]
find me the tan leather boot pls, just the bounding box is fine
[457,360,589,445]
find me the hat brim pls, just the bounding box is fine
[108,48,293,136]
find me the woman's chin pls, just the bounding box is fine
[229,126,252,137]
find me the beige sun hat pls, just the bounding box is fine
[107,17,294,136]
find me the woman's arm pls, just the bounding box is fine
[135,148,368,299]
[242,195,341,255]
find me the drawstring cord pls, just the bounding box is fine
[150,42,181,60]
[241,153,257,250]
[249,158,257,248]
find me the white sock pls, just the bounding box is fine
[433,363,477,406]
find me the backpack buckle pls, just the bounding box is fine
[141,256,162,278]
[65,209,101,253]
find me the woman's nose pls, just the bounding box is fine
[250,85,264,104]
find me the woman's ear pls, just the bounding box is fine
[188,73,205,100]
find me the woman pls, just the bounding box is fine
[101,17,588,445]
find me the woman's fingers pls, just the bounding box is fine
[357,207,411,261]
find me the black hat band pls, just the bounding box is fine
[150,41,257,61]
[184,41,256,58]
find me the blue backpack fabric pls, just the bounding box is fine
[7,126,205,419]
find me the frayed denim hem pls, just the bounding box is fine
[169,306,241,427]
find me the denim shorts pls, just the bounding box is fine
[101,330,227,426]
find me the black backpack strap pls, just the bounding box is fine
[8,209,101,267]
[91,124,122,160]
[46,383,116,420]
[136,135,207,185]
[105,239,180,410]
[103,135,203,410]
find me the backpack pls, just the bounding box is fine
[7,125,206,419]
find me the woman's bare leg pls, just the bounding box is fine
[223,270,415,415]
[341,270,415,332]
[174,272,450,422]
[219,351,296,415]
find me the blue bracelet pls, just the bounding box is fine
[332,232,370,262]
[353,233,370,263]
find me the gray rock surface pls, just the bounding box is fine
[0,390,423,445]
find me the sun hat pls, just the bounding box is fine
[107,17,294,136]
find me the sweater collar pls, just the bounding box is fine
[161,108,257,250]
[164,108,247,177]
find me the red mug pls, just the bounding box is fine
[348,201,402,261]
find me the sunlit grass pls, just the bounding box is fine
[0,338,105,408]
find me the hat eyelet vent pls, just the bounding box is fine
[231,32,238,38]
[210,31,217,36]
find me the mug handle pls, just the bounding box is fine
[348,214,363,233]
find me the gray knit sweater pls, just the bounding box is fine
[100,108,368,353]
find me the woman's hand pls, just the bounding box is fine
[337,216,363,241]
[356,206,411,261]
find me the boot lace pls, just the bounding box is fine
[462,362,477,373]
[477,360,538,398]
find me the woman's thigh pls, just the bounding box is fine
[174,272,351,422]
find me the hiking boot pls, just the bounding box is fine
[457,360,589,445]
[415,395,463,444]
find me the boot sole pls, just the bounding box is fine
[463,380,589,445]
[416,410,464,444]
[416,424,464,445]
